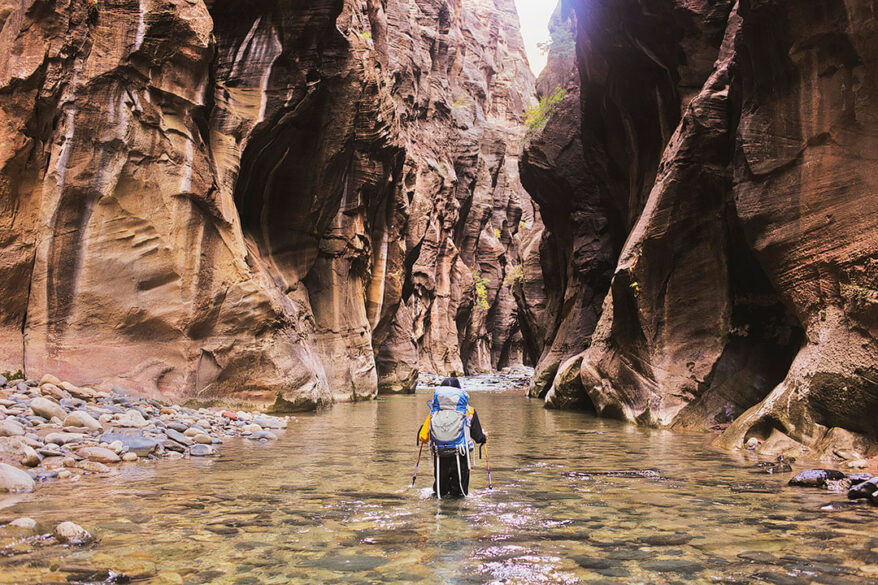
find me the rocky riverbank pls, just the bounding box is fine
[0,374,290,494]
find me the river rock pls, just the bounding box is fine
[77,446,121,464]
[29,397,66,420]
[166,421,189,433]
[76,460,111,473]
[115,409,148,428]
[40,383,71,401]
[165,429,192,446]
[0,462,35,492]
[54,521,91,544]
[64,411,102,431]
[253,417,285,430]
[122,452,138,462]
[9,517,36,529]
[848,476,878,500]
[99,432,158,456]
[789,469,847,488]
[59,382,96,400]
[0,418,24,437]
[39,374,63,387]
[19,444,40,467]
[241,424,262,434]
[189,444,213,457]
[45,432,86,445]
[249,431,278,441]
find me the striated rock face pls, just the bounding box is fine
[523,0,877,455]
[517,5,618,402]
[0,0,534,407]
[369,0,536,387]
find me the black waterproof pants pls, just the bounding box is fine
[433,453,469,497]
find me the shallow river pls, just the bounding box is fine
[1,380,876,585]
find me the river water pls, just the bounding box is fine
[1,379,876,585]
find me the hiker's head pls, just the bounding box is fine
[440,377,461,388]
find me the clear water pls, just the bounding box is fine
[1,382,876,585]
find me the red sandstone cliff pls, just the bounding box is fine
[520,0,878,457]
[0,0,535,407]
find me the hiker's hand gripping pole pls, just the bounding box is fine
[411,442,424,488]
[484,443,493,489]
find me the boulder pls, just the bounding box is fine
[115,410,148,428]
[40,383,71,401]
[189,444,213,457]
[54,521,91,544]
[45,432,86,445]
[0,419,25,437]
[848,476,878,500]
[0,462,35,493]
[76,446,121,464]
[64,411,102,431]
[39,374,63,387]
[29,397,66,421]
[9,517,36,529]
[789,469,847,488]
[99,432,158,456]
[76,460,111,473]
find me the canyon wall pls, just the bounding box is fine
[521,0,877,458]
[0,0,534,407]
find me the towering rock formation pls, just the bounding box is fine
[0,0,534,407]
[521,0,878,457]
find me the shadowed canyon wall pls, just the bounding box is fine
[0,0,534,407]
[520,0,878,458]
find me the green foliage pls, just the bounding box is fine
[362,31,372,41]
[1,369,23,381]
[473,271,491,311]
[629,280,640,298]
[537,26,575,57]
[503,265,524,288]
[451,97,469,109]
[493,228,502,239]
[523,87,567,137]
[519,220,527,229]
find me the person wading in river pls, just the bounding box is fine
[417,377,487,497]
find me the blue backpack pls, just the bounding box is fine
[429,386,470,452]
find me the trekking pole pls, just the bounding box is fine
[411,442,424,488]
[484,443,493,489]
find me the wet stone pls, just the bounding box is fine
[738,551,778,563]
[789,469,846,488]
[756,571,813,585]
[639,533,693,546]
[164,428,192,445]
[304,555,388,572]
[606,548,651,561]
[571,556,612,570]
[641,559,704,574]
[100,432,158,456]
[189,444,213,457]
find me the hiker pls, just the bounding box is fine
[417,377,487,497]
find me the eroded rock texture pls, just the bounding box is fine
[523,0,877,455]
[0,0,534,407]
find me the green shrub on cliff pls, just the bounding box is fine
[523,87,567,137]
[503,265,524,288]
[473,271,491,311]
[537,26,575,57]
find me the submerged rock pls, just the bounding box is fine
[100,433,158,457]
[789,469,847,488]
[54,521,92,544]
[848,476,878,501]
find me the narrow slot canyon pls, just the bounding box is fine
[0,0,876,582]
